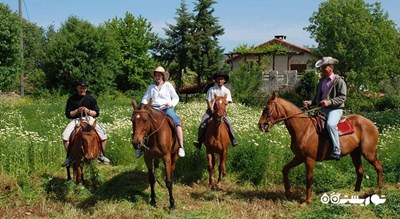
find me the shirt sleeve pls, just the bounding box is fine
[65,97,74,119]
[141,85,152,105]
[168,83,179,107]
[89,96,100,117]
[226,89,233,103]
[206,87,213,101]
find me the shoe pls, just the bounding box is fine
[61,157,71,167]
[193,141,202,150]
[178,147,185,157]
[231,139,239,147]
[134,149,143,158]
[330,154,341,161]
[98,155,110,164]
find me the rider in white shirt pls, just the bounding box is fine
[193,72,238,149]
[134,66,185,158]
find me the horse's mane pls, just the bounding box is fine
[277,97,304,115]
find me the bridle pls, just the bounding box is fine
[132,108,166,150]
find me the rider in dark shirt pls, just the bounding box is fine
[61,79,110,166]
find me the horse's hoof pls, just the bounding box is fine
[150,201,157,208]
[285,191,292,198]
[300,202,308,207]
[169,204,175,210]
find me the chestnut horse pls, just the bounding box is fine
[204,94,230,189]
[258,92,383,204]
[67,119,101,184]
[131,99,180,209]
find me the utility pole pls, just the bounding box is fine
[19,0,24,96]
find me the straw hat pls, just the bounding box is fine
[151,66,170,81]
[315,57,339,68]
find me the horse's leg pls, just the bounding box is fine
[163,155,175,209]
[216,149,228,190]
[207,152,215,189]
[350,149,364,191]
[304,157,316,204]
[145,158,157,207]
[66,167,71,180]
[363,152,383,189]
[76,164,82,184]
[282,156,303,197]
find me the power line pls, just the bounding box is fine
[22,0,30,22]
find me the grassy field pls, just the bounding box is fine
[1,94,400,218]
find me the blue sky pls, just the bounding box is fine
[2,0,399,52]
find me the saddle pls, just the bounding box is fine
[311,111,354,136]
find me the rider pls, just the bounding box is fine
[303,57,347,160]
[61,79,110,167]
[193,72,238,149]
[134,66,186,158]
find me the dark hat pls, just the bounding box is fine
[76,79,88,87]
[212,72,230,83]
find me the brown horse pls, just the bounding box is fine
[258,92,383,204]
[204,94,231,190]
[67,119,101,184]
[131,99,180,209]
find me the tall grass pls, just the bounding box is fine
[1,95,400,218]
[1,95,400,189]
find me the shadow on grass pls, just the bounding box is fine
[44,169,149,209]
[190,186,304,203]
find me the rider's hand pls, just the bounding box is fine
[319,100,330,107]
[303,100,311,107]
[78,106,90,114]
[164,103,170,109]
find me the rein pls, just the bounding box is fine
[268,101,321,124]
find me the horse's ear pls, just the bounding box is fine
[131,99,138,110]
[223,94,227,100]
[214,93,217,99]
[271,91,278,100]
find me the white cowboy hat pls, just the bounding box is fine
[151,66,170,81]
[315,57,339,68]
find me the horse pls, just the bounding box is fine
[258,91,383,204]
[67,118,101,184]
[204,94,230,190]
[131,99,180,209]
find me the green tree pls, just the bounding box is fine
[305,0,400,92]
[0,3,20,91]
[231,61,263,106]
[191,0,226,89]
[105,12,157,92]
[296,70,319,100]
[22,21,46,95]
[157,0,194,90]
[43,16,119,94]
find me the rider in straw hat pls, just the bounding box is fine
[303,57,347,160]
[134,66,186,158]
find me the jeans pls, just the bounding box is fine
[162,107,181,126]
[321,108,343,155]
